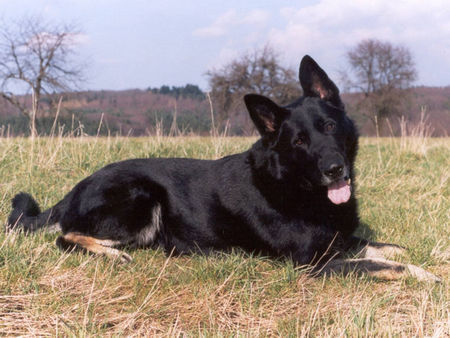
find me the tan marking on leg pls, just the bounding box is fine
[60,232,132,263]
[405,263,442,282]
[364,245,406,259]
[93,239,122,247]
[355,242,407,259]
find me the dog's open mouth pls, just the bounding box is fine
[327,178,351,204]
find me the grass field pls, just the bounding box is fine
[0,135,448,336]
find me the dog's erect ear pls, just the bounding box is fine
[244,94,289,137]
[299,55,342,107]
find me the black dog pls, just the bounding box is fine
[7,56,439,282]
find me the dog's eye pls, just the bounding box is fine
[324,122,336,133]
[295,136,305,146]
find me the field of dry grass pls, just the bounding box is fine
[0,135,448,336]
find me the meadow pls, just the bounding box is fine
[0,135,448,336]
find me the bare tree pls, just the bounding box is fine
[206,46,300,134]
[0,16,85,134]
[342,39,417,133]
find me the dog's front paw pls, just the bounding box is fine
[362,242,407,259]
[406,264,441,283]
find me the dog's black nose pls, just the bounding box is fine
[324,164,344,179]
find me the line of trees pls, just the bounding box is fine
[0,16,422,136]
[147,84,205,101]
[205,41,418,135]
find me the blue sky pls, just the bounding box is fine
[1,0,449,91]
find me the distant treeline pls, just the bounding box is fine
[147,84,206,101]
[0,85,449,137]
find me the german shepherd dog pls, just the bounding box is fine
[7,56,439,282]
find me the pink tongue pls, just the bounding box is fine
[327,180,351,205]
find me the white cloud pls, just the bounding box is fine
[193,10,238,37]
[194,8,272,75]
[193,9,270,38]
[197,1,450,86]
[266,0,450,86]
[241,9,270,25]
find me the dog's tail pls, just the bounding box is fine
[7,192,64,233]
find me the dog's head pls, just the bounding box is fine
[245,55,358,205]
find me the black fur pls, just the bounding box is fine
[7,56,361,266]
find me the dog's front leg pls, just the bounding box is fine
[317,236,441,282]
[348,236,407,260]
[318,257,441,282]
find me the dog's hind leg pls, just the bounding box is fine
[318,257,441,282]
[56,232,133,263]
